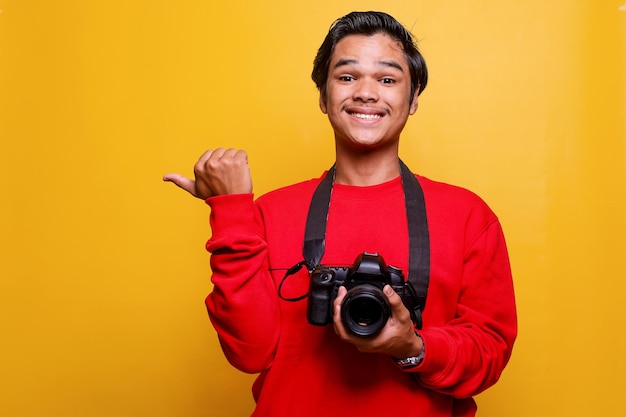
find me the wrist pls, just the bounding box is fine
[395,329,424,358]
[392,332,425,369]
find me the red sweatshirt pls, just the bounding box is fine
[205,172,517,417]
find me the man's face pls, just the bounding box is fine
[320,33,418,153]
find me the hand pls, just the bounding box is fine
[163,148,253,199]
[333,285,423,358]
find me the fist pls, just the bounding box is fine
[163,148,253,199]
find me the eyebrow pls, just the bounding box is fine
[333,58,404,72]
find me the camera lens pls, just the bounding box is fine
[341,285,390,337]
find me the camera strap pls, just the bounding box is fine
[302,159,430,327]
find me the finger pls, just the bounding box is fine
[235,149,249,164]
[227,149,247,168]
[211,148,247,171]
[206,147,227,168]
[226,148,249,163]
[198,149,216,162]
[162,173,198,197]
[332,286,348,336]
[195,149,219,174]
[333,286,347,312]
[384,285,411,322]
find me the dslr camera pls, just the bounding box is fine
[307,252,419,337]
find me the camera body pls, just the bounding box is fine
[307,252,418,337]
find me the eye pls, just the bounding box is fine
[338,75,355,82]
[380,77,395,84]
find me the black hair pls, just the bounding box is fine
[312,11,428,103]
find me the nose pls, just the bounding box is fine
[353,78,378,102]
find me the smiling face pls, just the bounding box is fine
[320,33,419,156]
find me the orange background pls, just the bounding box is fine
[1,1,625,416]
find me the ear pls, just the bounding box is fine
[319,91,328,114]
[408,86,419,115]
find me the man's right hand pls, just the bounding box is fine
[163,148,253,200]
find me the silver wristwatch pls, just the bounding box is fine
[394,353,424,369]
[393,332,425,369]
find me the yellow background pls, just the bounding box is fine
[1,0,625,416]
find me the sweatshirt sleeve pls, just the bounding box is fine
[204,193,280,374]
[415,218,517,398]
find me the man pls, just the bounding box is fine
[164,11,517,417]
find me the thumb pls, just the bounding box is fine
[384,285,406,315]
[163,173,198,197]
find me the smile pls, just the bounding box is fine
[349,112,383,120]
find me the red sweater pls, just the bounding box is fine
[205,172,517,417]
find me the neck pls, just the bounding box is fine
[334,152,401,186]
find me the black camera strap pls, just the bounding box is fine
[302,159,430,328]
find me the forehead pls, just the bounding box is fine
[331,33,408,68]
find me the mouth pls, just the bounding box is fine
[346,109,387,121]
[350,112,383,120]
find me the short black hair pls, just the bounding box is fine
[312,11,428,102]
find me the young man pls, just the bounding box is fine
[164,11,517,417]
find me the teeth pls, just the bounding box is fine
[352,113,382,120]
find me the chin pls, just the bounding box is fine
[344,139,396,154]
